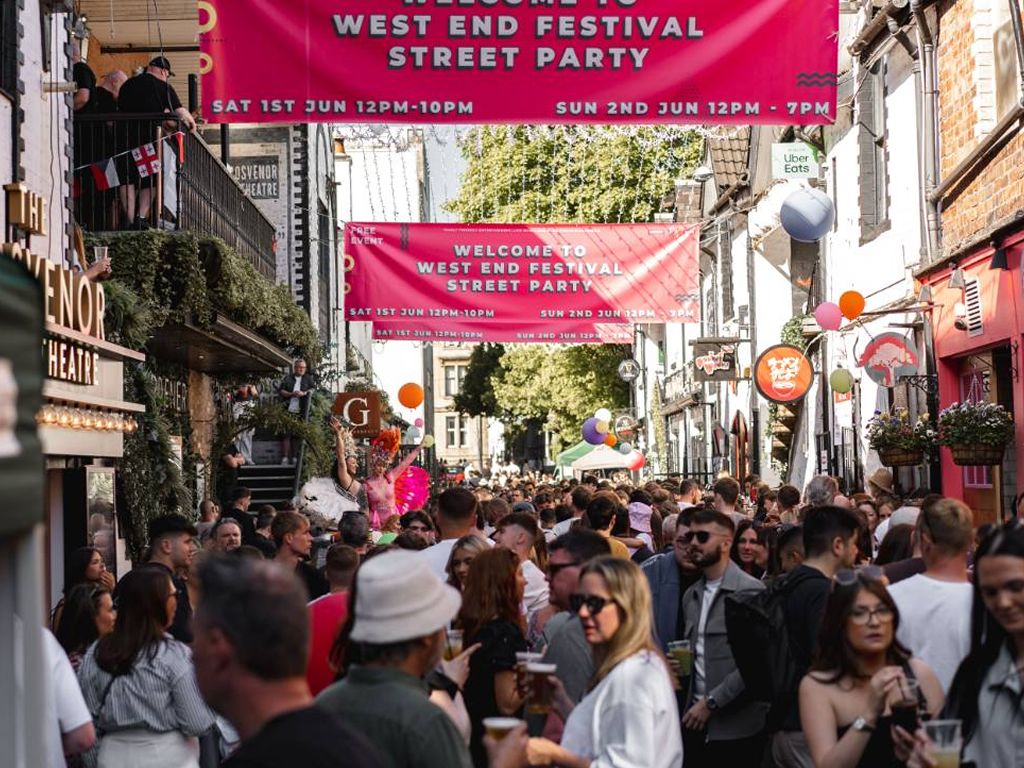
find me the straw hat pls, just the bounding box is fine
[349,550,461,644]
[867,468,894,496]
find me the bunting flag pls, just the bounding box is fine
[131,143,161,178]
[89,158,121,191]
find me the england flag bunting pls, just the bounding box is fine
[132,143,161,178]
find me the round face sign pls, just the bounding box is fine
[754,345,814,404]
[617,359,642,383]
[857,332,920,388]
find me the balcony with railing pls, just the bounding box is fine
[73,113,276,281]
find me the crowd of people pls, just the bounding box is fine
[44,457,1024,768]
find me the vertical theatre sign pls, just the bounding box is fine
[200,0,838,124]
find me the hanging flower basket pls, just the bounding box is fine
[938,402,1014,466]
[878,447,925,467]
[949,444,1006,466]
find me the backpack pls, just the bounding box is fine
[723,573,802,728]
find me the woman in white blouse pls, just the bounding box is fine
[527,556,683,768]
[77,566,215,768]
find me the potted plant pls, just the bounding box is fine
[938,401,1015,466]
[865,409,935,466]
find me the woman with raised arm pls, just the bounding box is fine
[363,427,423,530]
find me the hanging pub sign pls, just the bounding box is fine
[692,339,739,382]
[332,391,382,439]
[754,344,814,404]
[344,222,700,328]
[200,0,838,125]
[857,332,920,388]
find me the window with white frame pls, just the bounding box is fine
[444,364,467,397]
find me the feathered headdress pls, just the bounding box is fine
[369,427,401,466]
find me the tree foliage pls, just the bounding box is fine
[491,344,630,451]
[447,126,703,224]
[453,343,506,418]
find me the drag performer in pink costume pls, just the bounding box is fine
[364,428,423,529]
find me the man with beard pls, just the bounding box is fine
[680,508,767,766]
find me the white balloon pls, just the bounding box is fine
[618,442,632,454]
[594,408,613,422]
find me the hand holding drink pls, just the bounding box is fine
[667,640,693,679]
[524,662,557,715]
[515,652,543,696]
[444,628,464,661]
[923,720,962,768]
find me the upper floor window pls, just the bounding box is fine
[444,364,467,397]
[857,58,890,243]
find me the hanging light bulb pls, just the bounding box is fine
[57,407,72,427]
[69,409,83,429]
[82,410,96,430]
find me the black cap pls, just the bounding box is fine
[148,56,175,75]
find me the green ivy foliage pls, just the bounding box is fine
[87,231,320,365]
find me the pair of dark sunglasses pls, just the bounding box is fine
[680,530,715,544]
[834,565,885,586]
[569,593,614,615]
[547,560,581,577]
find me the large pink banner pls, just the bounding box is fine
[372,320,633,344]
[200,0,837,125]
[344,222,700,325]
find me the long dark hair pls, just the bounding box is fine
[945,522,1024,743]
[731,520,766,578]
[811,576,910,683]
[458,548,523,643]
[95,567,173,676]
[65,547,100,593]
[56,583,110,656]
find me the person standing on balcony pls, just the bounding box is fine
[116,56,196,230]
[278,359,314,466]
[233,384,259,465]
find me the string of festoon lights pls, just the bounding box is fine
[36,404,138,433]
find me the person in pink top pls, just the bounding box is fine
[364,428,423,530]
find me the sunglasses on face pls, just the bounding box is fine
[834,565,885,586]
[680,530,718,545]
[569,593,614,616]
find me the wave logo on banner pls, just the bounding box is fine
[200,0,838,125]
[344,222,700,334]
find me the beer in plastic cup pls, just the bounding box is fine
[667,640,693,677]
[444,628,463,661]
[483,717,523,741]
[525,662,557,715]
[924,720,962,768]
[515,652,543,692]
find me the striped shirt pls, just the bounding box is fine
[77,635,215,736]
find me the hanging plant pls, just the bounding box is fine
[938,401,1014,466]
[866,409,935,466]
[780,314,810,350]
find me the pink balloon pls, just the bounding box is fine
[814,302,844,332]
[414,418,424,428]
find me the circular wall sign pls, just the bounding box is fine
[754,344,814,404]
[617,359,641,383]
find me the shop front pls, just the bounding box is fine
[921,231,1024,524]
[2,184,145,605]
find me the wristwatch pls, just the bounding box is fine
[852,716,876,733]
[705,696,719,711]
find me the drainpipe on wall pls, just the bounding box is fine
[911,0,941,263]
[745,214,760,477]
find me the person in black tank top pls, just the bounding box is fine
[798,568,944,767]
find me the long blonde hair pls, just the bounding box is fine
[580,556,664,690]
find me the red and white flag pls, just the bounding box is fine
[131,143,161,178]
[89,158,121,191]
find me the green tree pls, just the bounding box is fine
[492,344,629,453]
[447,126,703,224]
[453,343,506,418]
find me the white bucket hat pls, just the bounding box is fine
[349,550,462,644]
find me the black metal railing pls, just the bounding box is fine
[73,113,276,281]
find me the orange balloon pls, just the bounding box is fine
[397,382,424,409]
[604,433,617,447]
[839,290,866,321]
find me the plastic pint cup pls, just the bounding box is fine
[667,640,693,677]
[524,662,558,715]
[483,717,524,741]
[444,628,463,661]
[924,720,962,768]
[515,652,543,692]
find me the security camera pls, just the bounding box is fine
[692,165,714,183]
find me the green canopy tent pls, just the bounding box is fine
[555,440,595,467]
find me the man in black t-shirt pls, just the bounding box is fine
[116,56,196,227]
[192,556,386,768]
[143,514,199,644]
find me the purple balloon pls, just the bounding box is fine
[582,417,605,445]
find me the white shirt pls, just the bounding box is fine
[43,629,91,768]
[888,573,973,692]
[693,577,723,696]
[521,559,550,626]
[288,375,303,413]
[552,516,580,537]
[562,651,683,768]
